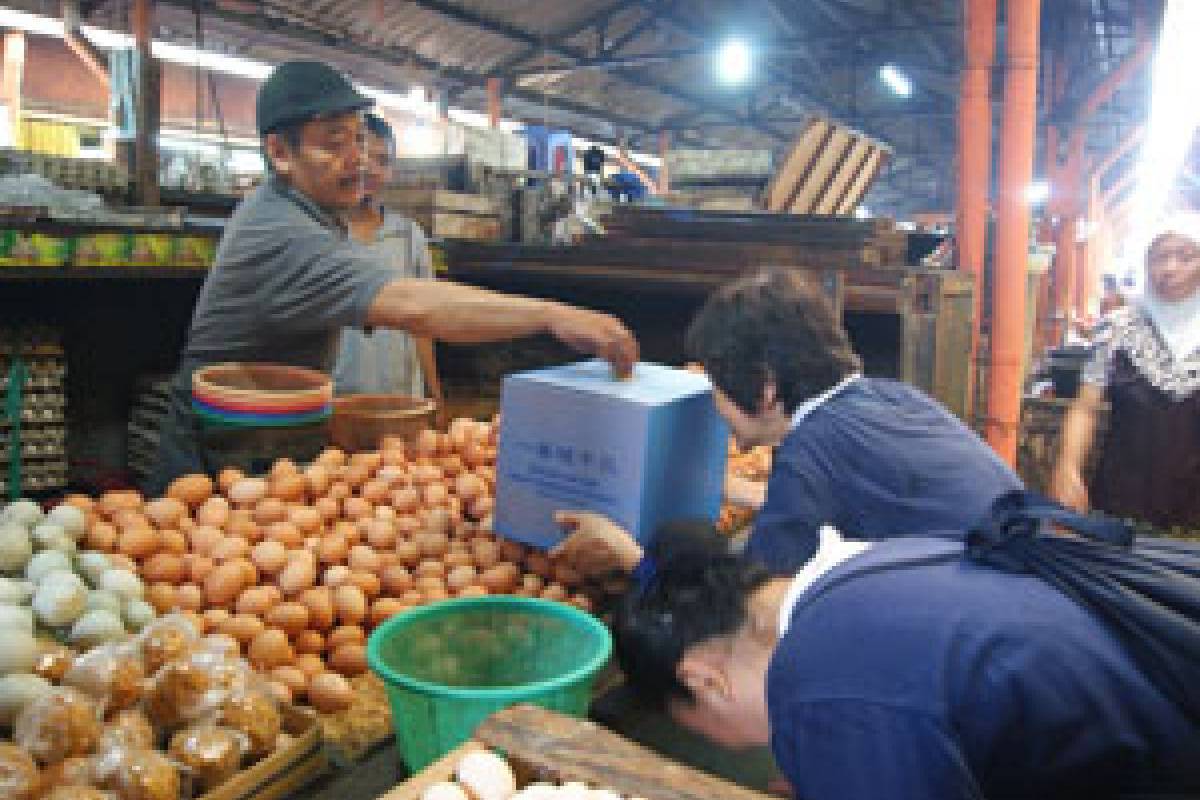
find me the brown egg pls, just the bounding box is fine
[437,455,465,478]
[270,458,300,479]
[415,560,446,579]
[340,497,370,521]
[196,496,231,527]
[228,477,269,507]
[266,602,310,636]
[327,625,366,650]
[158,529,187,556]
[329,643,368,676]
[308,672,353,713]
[553,563,583,588]
[417,533,449,559]
[278,556,316,596]
[142,552,186,584]
[333,585,367,626]
[415,429,439,458]
[294,632,325,657]
[569,594,594,613]
[389,487,420,514]
[399,590,424,607]
[479,563,520,595]
[248,628,293,670]
[525,552,552,577]
[33,642,76,683]
[332,519,360,543]
[347,571,381,600]
[446,565,477,593]
[347,545,380,573]
[422,587,450,603]
[359,479,389,506]
[176,583,205,611]
[363,519,397,550]
[302,465,329,498]
[453,472,485,500]
[471,540,500,570]
[297,587,334,631]
[189,525,223,557]
[222,614,265,645]
[316,533,349,566]
[204,562,246,608]
[85,520,118,552]
[264,681,292,706]
[375,551,400,572]
[99,489,144,517]
[422,508,452,538]
[186,554,216,584]
[253,498,288,525]
[266,521,303,548]
[146,582,180,614]
[287,506,321,534]
[376,466,406,486]
[467,495,495,521]
[421,483,448,507]
[211,536,250,563]
[269,666,308,700]
[415,575,447,595]
[316,447,347,468]
[381,565,413,595]
[327,482,351,502]
[520,574,544,595]
[322,564,352,588]
[444,550,473,569]
[313,496,340,522]
[394,540,421,567]
[540,583,569,602]
[217,467,244,495]
[107,552,139,573]
[117,526,160,560]
[202,608,232,633]
[271,474,308,503]
[230,557,259,586]
[251,539,289,574]
[235,585,275,616]
[167,473,214,507]
[144,497,188,528]
[229,514,261,544]
[458,585,488,598]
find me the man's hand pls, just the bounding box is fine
[725,475,767,510]
[1051,462,1090,513]
[551,511,644,580]
[545,305,639,379]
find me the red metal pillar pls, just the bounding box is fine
[956,0,997,417]
[986,0,1041,464]
[486,77,502,129]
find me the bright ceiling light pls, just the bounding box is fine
[1132,0,1200,246]
[1025,180,1051,205]
[879,64,912,97]
[716,39,752,85]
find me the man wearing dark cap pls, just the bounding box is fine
[148,61,638,491]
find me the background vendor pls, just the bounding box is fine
[333,113,444,421]
[148,61,637,494]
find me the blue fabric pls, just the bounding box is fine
[747,378,1022,574]
[768,537,1200,800]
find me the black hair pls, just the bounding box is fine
[612,521,770,709]
[685,270,862,416]
[261,121,305,175]
[365,113,397,156]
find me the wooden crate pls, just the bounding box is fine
[379,705,773,800]
[200,705,328,800]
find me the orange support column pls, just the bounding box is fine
[956,0,997,417]
[486,77,502,129]
[986,0,1041,464]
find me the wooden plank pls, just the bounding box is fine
[835,147,887,216]
[787,128,852,215]
[814,139,873,216]
[471,705,773,800]
[765,118,830,211]
[406,213,501,241]
[381,188,499,215]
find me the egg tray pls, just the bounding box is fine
[380,704,773,800]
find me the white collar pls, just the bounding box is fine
[777,526,872,637]
[790,374,861,427]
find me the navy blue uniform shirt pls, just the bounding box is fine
[769,537,1200,800]
[747,378,1022,574]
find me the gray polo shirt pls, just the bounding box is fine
[180,176,395,375]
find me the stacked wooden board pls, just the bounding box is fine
[379,188,502,242]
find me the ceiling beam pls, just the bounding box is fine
[401,0,787,141]
[156,0,668,143]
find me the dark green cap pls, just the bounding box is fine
[257,61,373,136]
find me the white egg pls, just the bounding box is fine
[46,504,86,538]
[420,783,470,800]
[456,750,517,800]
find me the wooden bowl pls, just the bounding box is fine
[331,395,438,453]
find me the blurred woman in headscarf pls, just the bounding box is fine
[1053,212,1200,529]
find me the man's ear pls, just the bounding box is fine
[677,649,733,706]
[264,133,293,177]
